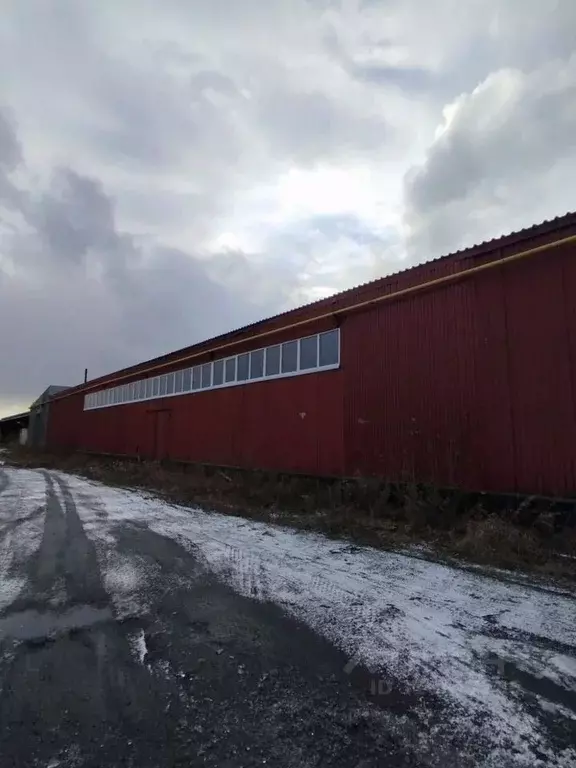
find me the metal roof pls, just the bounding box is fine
[30,385,71,409]
[0,411,29,425]
[55,210,576,399]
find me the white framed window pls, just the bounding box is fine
[237,353,250,381]
[225,357,236,383]
[213,359,224,386]
[299,334,318,370]
[281,341,298,374]
[166,372,175,395]
[319,328,339,367]
[250,349,264,379]
[265,345,280,376]
[201,363,212,389]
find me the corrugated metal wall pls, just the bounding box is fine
[47,220,576,497]
[343,237,576,496]
[49,367,344,476]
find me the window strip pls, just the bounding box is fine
[84,329,340,409]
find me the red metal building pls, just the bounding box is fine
[48,213,576,496]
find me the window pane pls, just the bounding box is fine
[166,372,175,395]
[150,377,157,397]
[142,379,150,398]
[319,329,339,367]
[225,357,236,383]
[124,384,130,402]
[192,366,201,390]
[182,368,192,392]
[174,370,183,393]
[281,340,298,373]
[299,335,318,370]
[201,363,212,388]
[265,345,280,376]
[159,375,167,396]
[237,353,250,381]
[249,349,264,379]
[213,359,224,386]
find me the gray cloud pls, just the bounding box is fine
[0,109,21,171]
[0,108,23,210]
[404,54,576,259]
[1,0,576,414]
[0,112,295,405]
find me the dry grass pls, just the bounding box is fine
[5,446,576,582]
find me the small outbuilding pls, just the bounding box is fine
[0,411,29,445]
[28,386,70,449]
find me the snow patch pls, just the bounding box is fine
[53,471,576,767]
[0,469,46,611]
[128,628,148,665]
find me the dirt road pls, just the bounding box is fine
[0,465,575,767]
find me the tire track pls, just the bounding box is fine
[0,470,176,768]
[0,469,9,497]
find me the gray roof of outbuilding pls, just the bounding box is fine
[30,385,71,408]
[0,411,29,425]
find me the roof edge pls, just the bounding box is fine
[55,210,576,400]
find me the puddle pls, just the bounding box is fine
[0,605,114,641]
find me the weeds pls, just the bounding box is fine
[5,445,576,582]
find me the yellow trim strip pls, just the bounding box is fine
[57,231,576,399]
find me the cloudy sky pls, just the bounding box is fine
[1,0,575,416]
